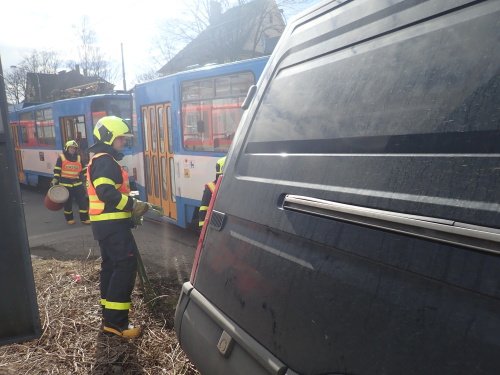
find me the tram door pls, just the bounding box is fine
[142,104,177,220]
[60,116,89,165]
[9,122,24,182]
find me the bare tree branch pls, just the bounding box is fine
[5,66,26,104]
[146,0,309,75]
[5,50,62,104]
[76,16,114,82]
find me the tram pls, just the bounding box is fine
[133,56,268,227]
[8,56,269,228]
[8,93,132,187]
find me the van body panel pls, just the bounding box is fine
[194,215,500,374]
[176,283,287,375]
[176,0,500,374]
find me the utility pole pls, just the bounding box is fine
[121,43,127,91]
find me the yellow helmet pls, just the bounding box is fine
[216,156,226,176]
[64,140,78,150]
[93,116,132,145]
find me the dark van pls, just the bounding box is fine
[174,1,500,374]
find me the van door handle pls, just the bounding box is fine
[282,194,500,256]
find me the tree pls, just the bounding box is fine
[165,0,230,44]
[148,0,310,76]
[137,29,178,82]
[4,50,62,104]
[4,65,26,105]
[74,16,116,83]
[25,50,61,74]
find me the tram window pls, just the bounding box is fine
[182,101,211,151]
[75,116,87,151]
[92,98,132,122]
[167,106,173,154]
[182,72,255,152]
[199,80,213,99]
[231,73,254,96]
[169,157,176,202]
[92,111,107,127]
[61,115,87,156]
[158,107,165,153]
[215,73,254,97]
[150,108,157,152]
[145,157,151,195]
[91,98,133,147]
[153,156,159,198]
[182,81,197,101]
[161,157,167,199]
[35,109,55,147]
[212,98,239,151]
[215,76,231,97]
[142,108,150,151]
[182,79,214,100]
[19,112,34,146]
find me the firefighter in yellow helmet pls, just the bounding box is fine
[86,116,149,339]
[51,140,90,224]
[198,156,226,228]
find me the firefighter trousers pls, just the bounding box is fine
[63,184,89,222]
[98,229,138,329]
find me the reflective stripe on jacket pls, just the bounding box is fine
[87,153,131,221]
[207,181,216,193]
[60,153,82,179]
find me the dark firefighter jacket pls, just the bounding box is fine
[198,181,216,227]
[87,142,135,240]
[53,151,87,187]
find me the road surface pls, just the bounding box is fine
[22,186,198,283]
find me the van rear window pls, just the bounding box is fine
[246,13,500,154]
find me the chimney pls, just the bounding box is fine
[209,1,222,24]
[75,64,80,74]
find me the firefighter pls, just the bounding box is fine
[86,116,149,339]
[198,156,226,228]
[52,140,90,224]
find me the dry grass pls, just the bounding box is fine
[0,257,199,375]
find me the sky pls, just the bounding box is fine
[0,0,187,90]
[0,0,318,90]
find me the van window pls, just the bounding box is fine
[246,17,500,154]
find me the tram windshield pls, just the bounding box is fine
[91,98,133,148]
[181,72,254,152]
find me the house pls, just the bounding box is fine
[25,66,114,104]
[158,0,285,75]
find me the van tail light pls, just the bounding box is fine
[190,175,223,283]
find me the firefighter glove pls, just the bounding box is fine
[132,199,149,218]
[51,178,59,186]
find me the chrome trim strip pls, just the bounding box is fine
[283,195,500,256]
[188,285,287,375]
